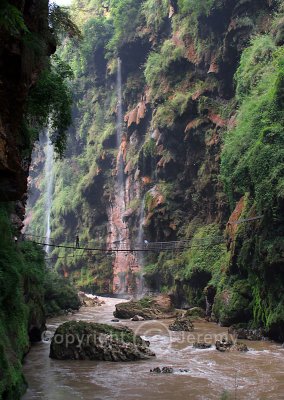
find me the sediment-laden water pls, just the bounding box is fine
[22,298,284,400]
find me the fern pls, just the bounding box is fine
[0,1,29,35]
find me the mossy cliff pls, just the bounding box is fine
[28,0,284,339]
[0,1,79,398]
[0,205,80,399]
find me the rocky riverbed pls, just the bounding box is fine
[22,297,284,400]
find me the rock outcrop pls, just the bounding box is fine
[228,326,266,341]
[78,292,106,307]
[50,321,155,361]
[113,295,176,320]
[150,366,174,374]
[215,339,248,352]
[193,342,212,349]
[184,307,206,319]
[169,316,194,332]
[0,0,55,201]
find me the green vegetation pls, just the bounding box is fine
[221,35,284,213]
[0,204,80,397]
[49,3,82,43]
[220,31,284,336]
[106,0,143,54]
[0,206,32,399]
[0,0,29,35]
[44,271,81,317]
[144,224,229,306]
[145,39,185,99]
[141,0,169,34]
[26,56,73,157]
[178,0,215,16]
[53,320,144,344]
[153,91,191,128]
[25,0,284,343]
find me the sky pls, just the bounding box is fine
[53,0,72,6]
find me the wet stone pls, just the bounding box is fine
[193,342,212,349]
[169,316,194,332]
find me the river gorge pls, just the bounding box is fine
[22,297,284,400]
[1,0,284,398]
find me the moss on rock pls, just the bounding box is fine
[50,321,155,361]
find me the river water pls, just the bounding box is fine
[22,297,284,400]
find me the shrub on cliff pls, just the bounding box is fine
[44,271,81,317]
[178,0,215,17]
[221,32,284,338]
[221,35,284,212]
[212,281,253,326]
[26,55,73,157]
[0,206,46,398]
[106,0,143,54]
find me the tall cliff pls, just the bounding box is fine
[0,1,79,398]
[28,0,284,340]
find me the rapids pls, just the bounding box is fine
[22,297,284,399]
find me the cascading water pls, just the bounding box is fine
[116,57,124,192]
[109,58,144,294]
[44,129,54,254]
[137,197,145,248]
[109,57,129,293]
[136,196,146,294]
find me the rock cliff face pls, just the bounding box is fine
[28,0,284,339]
[0,1,56,398]
[0,0,54,203]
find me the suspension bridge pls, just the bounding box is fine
[23,214,263,260]
[24,234,226,260]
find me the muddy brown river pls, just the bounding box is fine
[22,297,284,400]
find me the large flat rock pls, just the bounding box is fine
[50,321,155,361]
[113,295,177,320]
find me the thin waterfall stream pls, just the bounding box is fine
[116,57,124,193]
[137,196,146,293]
[109,57,131,293]
[44,129,54,254]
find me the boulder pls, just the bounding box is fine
[228,326,265,341]
[114,295,176,320]
[131,315,145,321]
[50,321,155,361]
[150,366,173,374]
[161,366,174,374]
[216,339,248,352]
[215,338,234,352]
[193,342,212,349]
[150,367,161,373]
[169,316,194,332]
[231,342,249,352]
[78,292,105,307]
[184,307,206,319]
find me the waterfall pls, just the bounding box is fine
[116,57,124,191]
[44,129,54,254]
[116,57,122,146]
[137,196,145,253]
[137,196,146,294]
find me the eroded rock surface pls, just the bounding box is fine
[78,292,106,307]
[50,321,155,361]
[169,316,194,332]
[114,295,176,320]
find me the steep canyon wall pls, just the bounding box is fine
[27,0,284,339]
